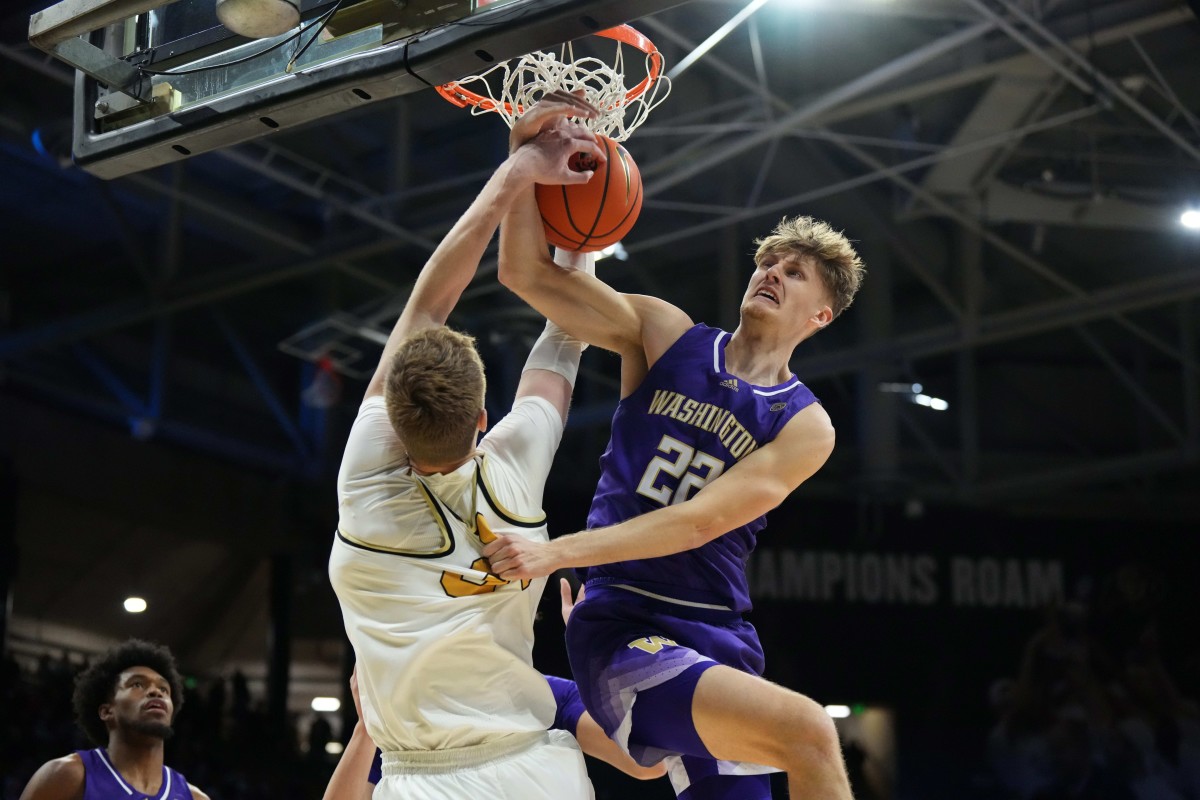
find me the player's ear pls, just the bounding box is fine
[477,409,488,432]
[810,304,833,329]
[99,703,114,723]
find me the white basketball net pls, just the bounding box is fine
[447,40,671,142]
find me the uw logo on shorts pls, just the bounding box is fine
[770,402,787,412]
[626,635,677,654]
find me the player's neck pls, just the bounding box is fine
[725,326,796,386]
[409,451,477,476]
[104,736,166,794]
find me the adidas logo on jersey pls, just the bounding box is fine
[771,402,787,412]
[719,378,739,391]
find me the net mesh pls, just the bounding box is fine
[444,40,670,142]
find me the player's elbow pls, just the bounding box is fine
[691,484,788,544]
[629,763,668,781]
[497,250,553,296]
[497,255,530,293]
[689,511,739,549]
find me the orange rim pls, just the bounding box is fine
[435,24,662,115]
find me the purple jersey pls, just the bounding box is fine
[585,323,818,611]
[75,749,192,800]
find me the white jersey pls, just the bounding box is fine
[330,395,563,752]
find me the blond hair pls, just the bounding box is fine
[754,216,865,318]
[384,327,486,466]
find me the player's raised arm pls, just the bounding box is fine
[363,100,603,401]
[509,248,593,423]
[497,96,690,371]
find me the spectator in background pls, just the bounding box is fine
[988,584,1200,800]
[17,638,210,800]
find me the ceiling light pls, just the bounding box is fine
[324,741,344,755]
[311,697,341,712]
[824,704,852,718]
[914,393,950,411]
[123,597,147,613]
[1182,209,1200,230]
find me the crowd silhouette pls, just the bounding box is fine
[986,562,1200,800]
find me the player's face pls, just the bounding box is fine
[102,666,175,740]
[741,250,833,334]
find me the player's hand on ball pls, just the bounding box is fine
[483,534,558,580]
[513,124,606,186]
[509,89,599,151]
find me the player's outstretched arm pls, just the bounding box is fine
[484,403,836,580]
[320,724,375,800]
[362,102,603,401]
[18,755,84,800]
[321,667,377,800]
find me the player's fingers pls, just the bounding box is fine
[560,577,573,606]
[546,89,599,116]
[561,169,594,185]
[574,135,606,163]
[481,536,506,558]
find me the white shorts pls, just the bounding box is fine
[373,730,594,800]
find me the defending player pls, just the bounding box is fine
[327,92,608,800]
[484,95,866,799]
[18,639,210,800]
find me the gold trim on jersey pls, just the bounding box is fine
[335,528,454,559]
[333,479,456,558]
[475,455,546,528]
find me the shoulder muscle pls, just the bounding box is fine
[19,755,85,800]
[618,296,692,396]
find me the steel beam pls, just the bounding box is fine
[789,266,1200,381]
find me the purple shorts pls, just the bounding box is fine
[564,582,776,799]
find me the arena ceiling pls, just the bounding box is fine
[1,0,1198,695]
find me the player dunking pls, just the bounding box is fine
[483,94,867,799]
[18,639,210,800]
[327,93,611,800]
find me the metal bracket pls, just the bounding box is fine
[53,35,150,100]
[29,0,176,101]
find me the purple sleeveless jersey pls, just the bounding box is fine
[75,749,192,800]
[584,324,818,612]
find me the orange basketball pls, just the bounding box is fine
[536,135,643,253]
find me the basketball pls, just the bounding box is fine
[536,135,643,253]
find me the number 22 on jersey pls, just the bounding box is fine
[636,435,725,507]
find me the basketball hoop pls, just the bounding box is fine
[435,24,670,142]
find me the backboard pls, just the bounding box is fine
[28,0,689,179]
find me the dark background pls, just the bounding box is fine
[2,0,1200,796]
